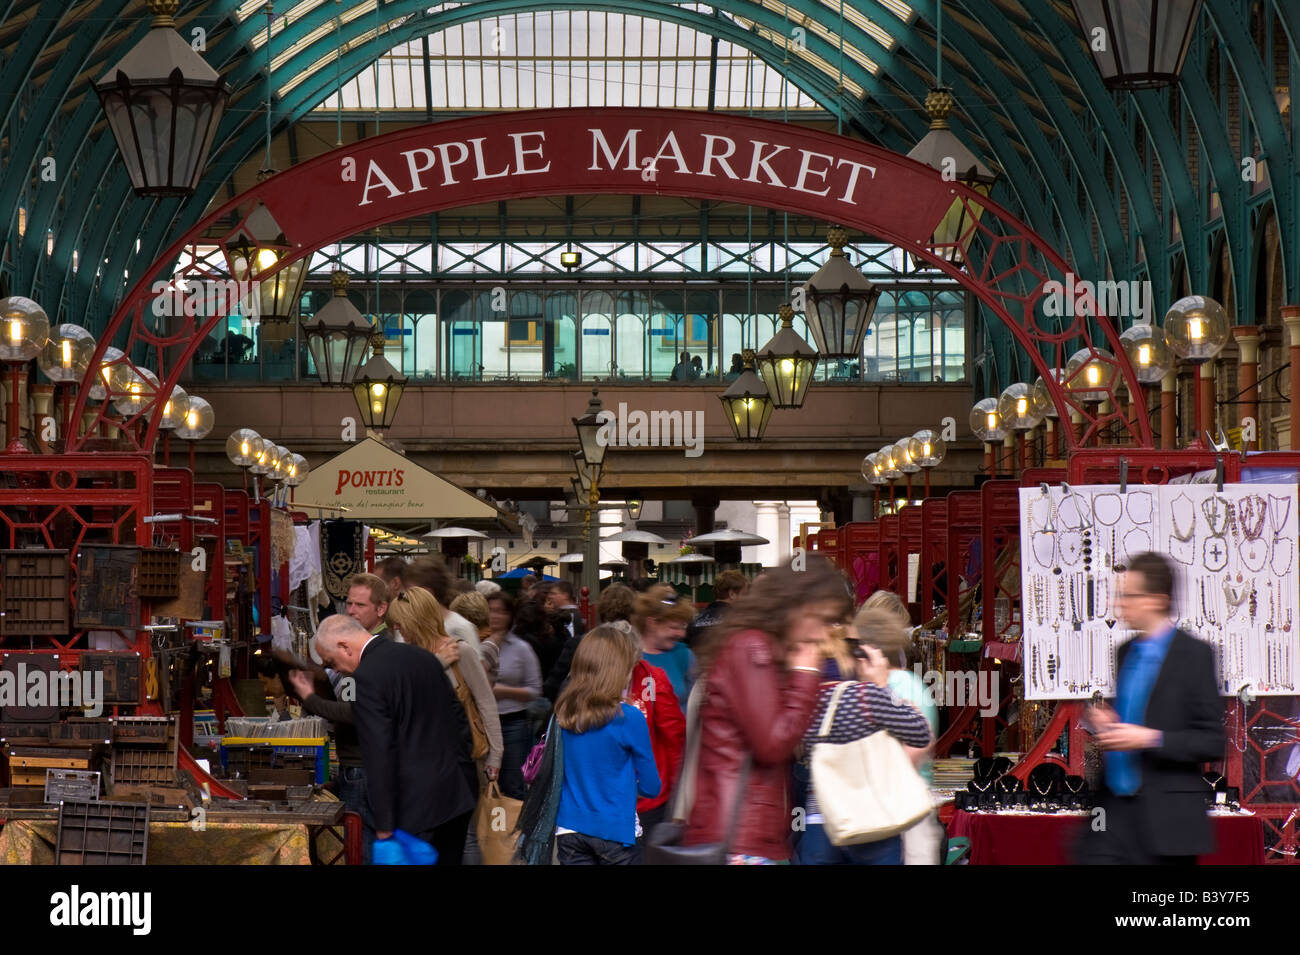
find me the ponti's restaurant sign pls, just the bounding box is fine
[268,108,957,252]
[293,437,497,521]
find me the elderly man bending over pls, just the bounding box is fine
[314,614,477,865]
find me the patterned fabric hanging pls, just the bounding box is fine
[321,520,365,600]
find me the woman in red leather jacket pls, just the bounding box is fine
[683,558,853,864]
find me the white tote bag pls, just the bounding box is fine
[811,681,933,846]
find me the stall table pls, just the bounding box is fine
[0,801,346,865]
[947,809,1264,865]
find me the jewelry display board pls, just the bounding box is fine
[1020,483,1299,700]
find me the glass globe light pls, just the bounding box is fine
[249,440,278,477]
[862,452,879,483]
[997,382,1044,432]
[970,397,1007,442]
[1032,368,1065,420]
[158,383,190,430]
[0,296,51,363]
[1162,295,1229,364]
[893,437,921,474]
[878,443,902,480]
[38,324,95,384]
[226,428,263,468]
[175,395,214,440]
[270,445,291,483]
[1119,324,1172,385]
[285,453,309,488]
[1064,347,1116,403]
[908,429,946,468]
[89,346,127,401]
[111,366,159,416]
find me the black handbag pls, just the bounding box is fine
[645,717,751,866]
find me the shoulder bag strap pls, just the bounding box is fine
[668,679,707,823]
[719,751,752,856]
[817,681,852,738]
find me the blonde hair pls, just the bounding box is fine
[554,626,640,733]
[853,607,910,669]
[449,591,489,631]
[633,584,694,633]
[863,589,910,627]
[385,585,452,652]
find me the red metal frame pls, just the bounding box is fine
[918,498,948,622]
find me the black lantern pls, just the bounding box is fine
[1071,0,1202,90]
[719,350,774,442]
[302,271,373,385]
[800,227,882,358]
[907,89,998,264]
[94,0,230,198]
[223,171,311,323]
[755,303,819,409]
[352,330,406,432]
[572,387,607,470]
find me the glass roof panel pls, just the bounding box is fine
[309,9,822,111]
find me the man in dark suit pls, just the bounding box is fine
[314,614,477,865]
[1080,551,1223,864]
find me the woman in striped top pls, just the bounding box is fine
[794,620,933,866]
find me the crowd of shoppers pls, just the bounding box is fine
[288,553,960,866]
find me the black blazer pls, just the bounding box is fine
[1105,628,1224,856]
[352,637,476,835]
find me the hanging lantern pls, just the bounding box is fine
[1070,0,1203,90]
[719,350,774,441]
[302,270,373,384]
[907,88,998,264]
[572,388,608,470]
[352,330,406,432]
[755,303,819,409]
[223,170,311,323]
[800,227,882,358]
[93,0,230,198]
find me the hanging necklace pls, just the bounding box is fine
[1201,495,1230,537]
[1092,493,1122,526]
[1237,495,1268,540]
[1222,576,1250,623]
[1125,491,1154,525]
[1170,495,1196,541]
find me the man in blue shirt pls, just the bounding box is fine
[1080,552,1223,865]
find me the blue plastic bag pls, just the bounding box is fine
[372,829,439,865]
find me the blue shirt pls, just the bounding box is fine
[642,643,696,713]
[1106,624,1175,796]
[556,703,661,845]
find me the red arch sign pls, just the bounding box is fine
[70,107,1151,452]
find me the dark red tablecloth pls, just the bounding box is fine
[947,810,1264,865]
